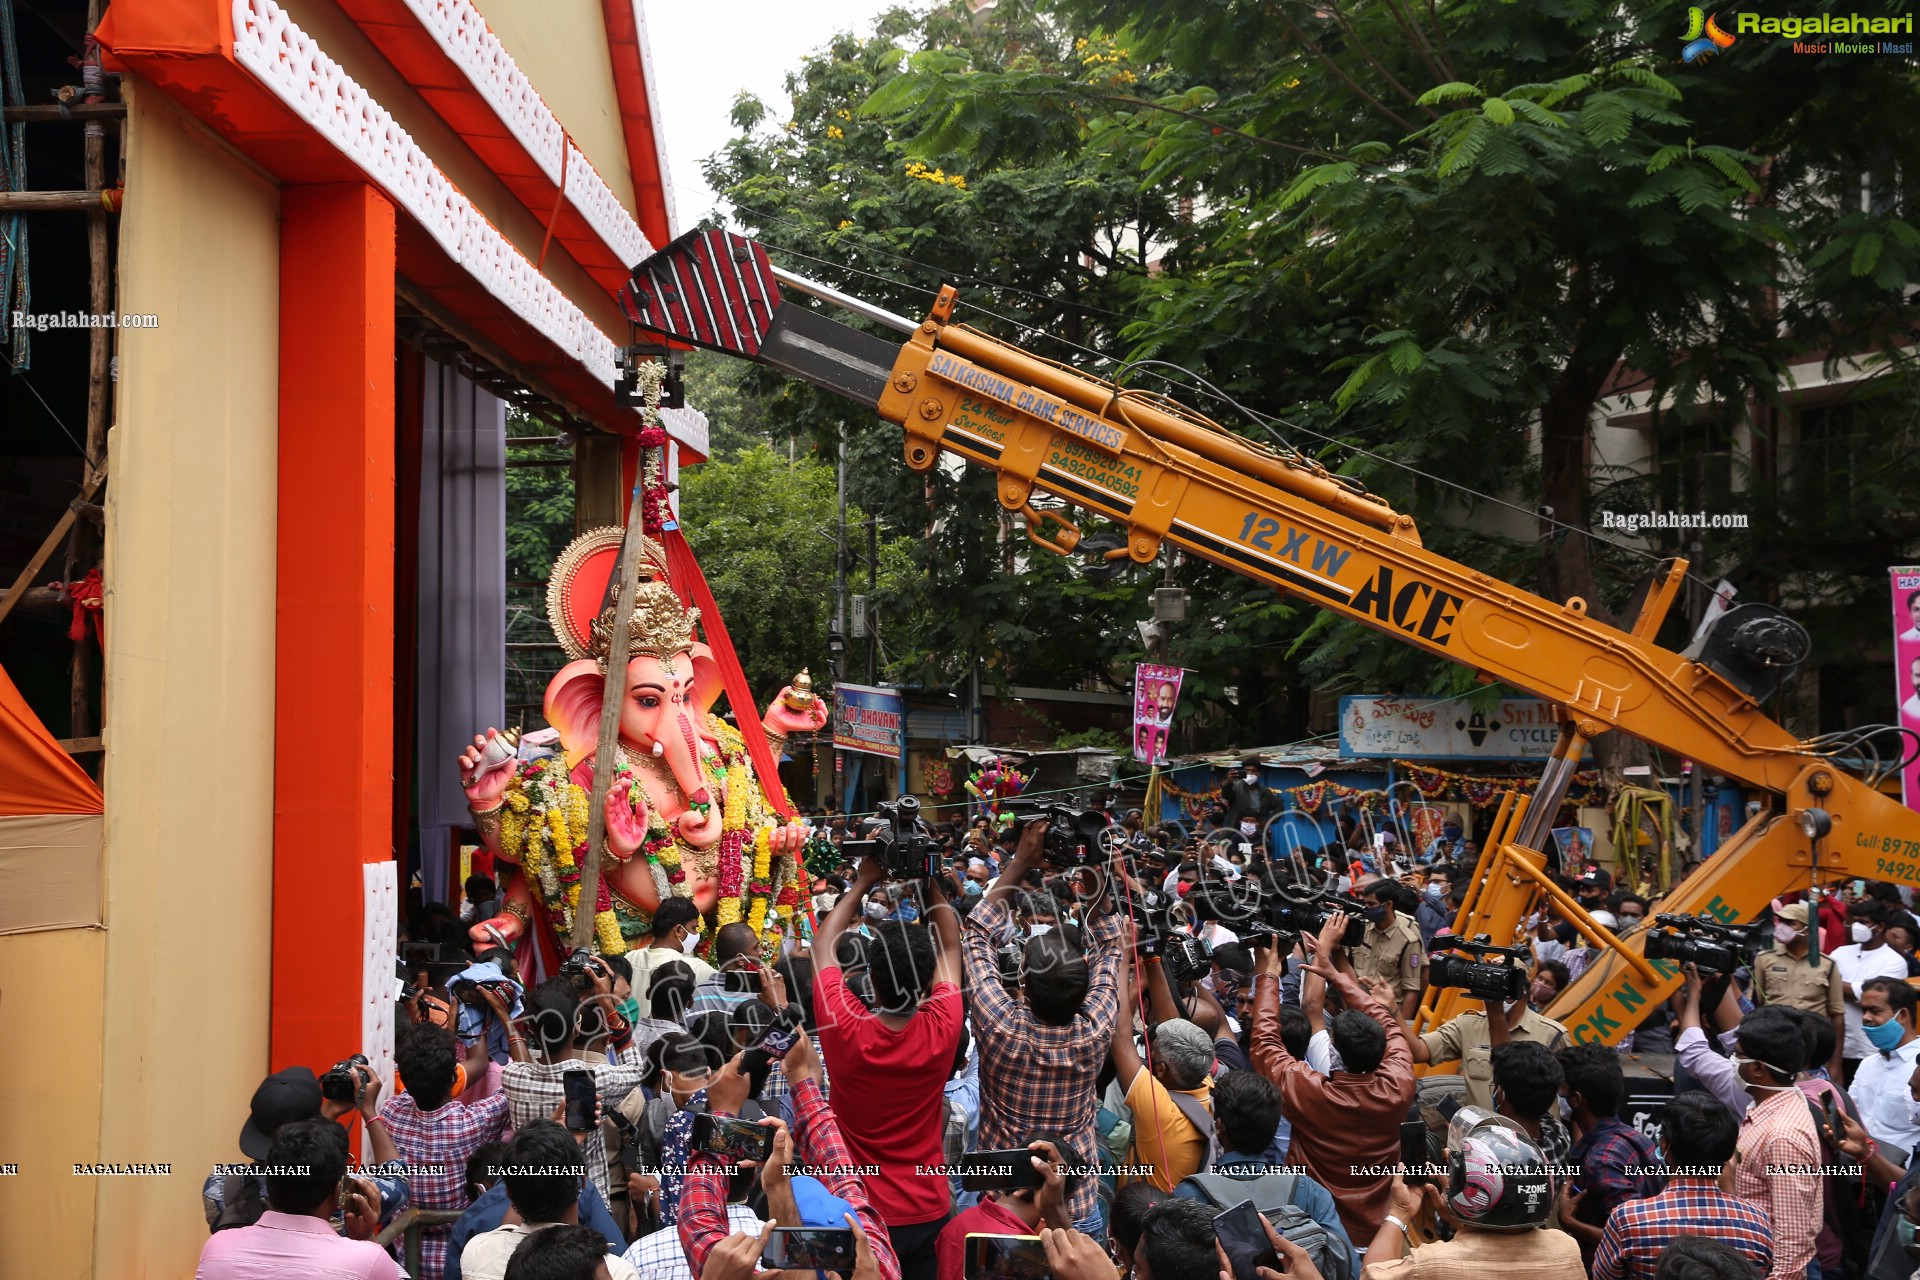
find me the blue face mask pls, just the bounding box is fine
[1865,1016,1910,1052]
[963,880,983,898]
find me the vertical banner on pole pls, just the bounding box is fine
[1132,664,1184,765]
[1892,566,1920,812]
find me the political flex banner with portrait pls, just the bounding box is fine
[1133,664,1184,765]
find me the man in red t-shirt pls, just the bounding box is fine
[932,1138,1077,1280]
[816,853,965,1280]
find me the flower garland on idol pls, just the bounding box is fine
[494,353,799,962]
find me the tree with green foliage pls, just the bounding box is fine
[708,0,1920,750]
[677,442,920,695]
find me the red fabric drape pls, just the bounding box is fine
[659,524,795,818]
[0,662,102,816]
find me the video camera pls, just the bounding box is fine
[1643,912,1764,977]
[842,795,940,880]
[320,1053,370,1104]
[1002,799,1110,868]
[1427,934,1532,1002]
[1262,886,1368,949]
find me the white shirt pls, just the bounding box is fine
[1851,1035,1920,1161]
[623,1205,760,1279]
[1305,1028,1345,1075]
[628,945,716,1000]
[1904,693,1920,720]
[1831,943,1911,1058]
[461,1223,644,1280]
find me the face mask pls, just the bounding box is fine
[1239,821,1258,836]
[1895,1214,1918,1252]
[1774,922,1803,945]
[1866,1017,1909,1052]
[1244,773,1258,785]
[963,880,983,897]
[1028,923,1053,938]
[617,997,641,1025]
[1425,883,1444,899]
[1854,922,1875,944]
[865,901,890,922]
[680,929,702,955]
[1361,904,1388,925]
[1730,1055,1796,1090]
[1531,982,1556,1006]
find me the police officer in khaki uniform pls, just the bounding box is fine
[1752,899,1846,1076]
[1354,878,1427,1019]
[1412,989,1570,1112]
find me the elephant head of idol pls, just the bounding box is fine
[543,531,727,910]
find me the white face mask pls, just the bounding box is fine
[680,929,702,954]
[1854,922,1875,944]
[1028,923,1052,938]
[1239,821,1258,836]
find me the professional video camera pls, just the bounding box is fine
[320,1053,370,1104]
[842,794,940,880]
[1643,912,1765,977]
[1162,932,1214,983]
[1263,886,1369,948]
[1002,799,1111,868]
[994,939,1023,995]
[1427,934,1532,1002]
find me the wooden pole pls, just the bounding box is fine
[570,473,651,951]
[63,21,111,740]
[0,189,121,211]
[0,466,108,628]
[1,103,126,121]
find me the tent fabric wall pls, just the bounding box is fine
[0,813,103,933]
[415,357,506,905]
[0,663,102,816]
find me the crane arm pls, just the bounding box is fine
[622,230,1920,1044]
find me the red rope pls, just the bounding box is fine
[536,134,572,272]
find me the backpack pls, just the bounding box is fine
[209,1172,267,1232]
[1177,1171,1354,1280]
[1164,1086,1220,1170]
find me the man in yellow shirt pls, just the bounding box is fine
[1111,954,1216,1193]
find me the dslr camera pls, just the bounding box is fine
[1002,799,1110,868]
[842,795,940,880]
[1643,912,1763,977]
[320,1053,370,1104]
[1162,932,1214,983]
[1427,934,1532,1002]
[558,948,606,991]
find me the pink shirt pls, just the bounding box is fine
[196,1210,401,1280]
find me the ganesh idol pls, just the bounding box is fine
[457,528,823,969]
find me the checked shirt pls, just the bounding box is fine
[1592,1177,1772,1280]
[961,896,1125,1227]
[676,1076,899,1280]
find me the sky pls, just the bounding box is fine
[641,0,920,231]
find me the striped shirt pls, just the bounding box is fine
[1733,1086,1822,1280]
[1592,1178,1773,1280]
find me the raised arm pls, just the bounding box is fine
[782,1036,902,1280]
[924,870,963,989]
[814,855,886,974]
[1111,955,1145,1090]
[983,820,1045,909]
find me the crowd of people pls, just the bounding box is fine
[196,795,1920,1280]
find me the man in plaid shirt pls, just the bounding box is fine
[1593,1091,1772,1280]
[379,1024,512,1280]
[1728,1005,1824,1280]
[501,976,646,1203]
[962,819,1125,1235]
[676,1037,898,1280]
[1556,1043,1661,1264]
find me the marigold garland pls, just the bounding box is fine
[1157,763,1604,824]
